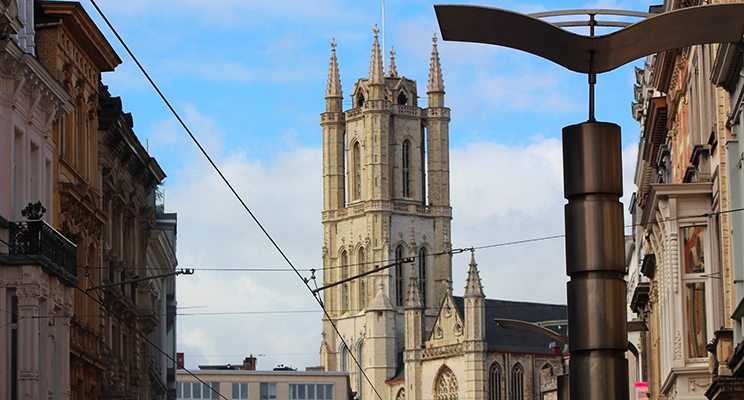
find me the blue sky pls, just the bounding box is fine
[80,0,654,371]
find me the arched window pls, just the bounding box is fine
[357,92,365,108]
[397,91,408,105]
[359,247,366,309]
[356,340,364,400]
[395,246,404,306]
[395,389,406,400]
[418,247,427,308]
[339,344,350,372]
[342,251,349,313]
[510,364,524,400]
[402,140,411,198]
[353,142,361,201]
[435,366,459,400]
[488,362,502,400]
[539,363,553,397]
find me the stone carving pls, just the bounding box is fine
[674,329,682,360]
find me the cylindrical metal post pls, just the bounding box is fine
[562,121,628,400]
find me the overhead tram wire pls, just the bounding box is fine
[87,3,387,399]
[0,237,230,400]
[81,4,744,397]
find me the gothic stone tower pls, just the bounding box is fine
[319,28,452,400]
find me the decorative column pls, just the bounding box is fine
[16,282,41,400]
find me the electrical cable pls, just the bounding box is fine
[83,3,388,399]
[0,236,230,400]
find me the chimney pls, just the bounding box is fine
[177,352,185,369]
[244,355,257,371]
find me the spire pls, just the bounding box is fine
[326,38,342,98]
[369,25,384,84]
[463,249,485,298]
[427,33,444,93]
[388,46,398,77]
[405,274,423,309]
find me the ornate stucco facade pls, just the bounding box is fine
[628,2,741,399]
[0,1,75,399]
[35,2,121,397]
[319,30,568,400]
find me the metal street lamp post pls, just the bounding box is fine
[435,4,744,400]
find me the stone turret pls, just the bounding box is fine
[364,282,396,400]
[463,251,487,400]
[368,25,385,99]
[405,274,424,400]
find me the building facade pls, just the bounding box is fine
[35,2,122,398]
[0,1,76,399]
[628,1,741,399]
[176,368,352,400]
[319,30,568,400]
[96,82,170,399]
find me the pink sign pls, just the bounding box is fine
[635,382,649,399]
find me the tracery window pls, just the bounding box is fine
[510,364,524,400]
[435,367,458,400]
[359,247,366,309]
[418,247,427,307]
[395,389,405,400]
[342,251,349,313]
[402,140,411,198]
[488,362,502,400]
[339,345,350,372]
[353,142,361,201]
[395,246,404,306]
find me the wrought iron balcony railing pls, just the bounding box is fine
[8,220,78,286]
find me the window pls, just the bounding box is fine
[682,226,708,358]
[402,140,411,198]
[340,345,350,372]
[395,246,404,306]
[395,389,406,400]
[488,362,502,400]
[435,366,459,400]
[418,247,427,307]
[289,383,334,400]
[359,247,366,309]
[232,382,249,400]
[341,250,349,313]
[261,383,277,400]
[357,340,364,400]
[353,142,361,201]
[510,364,524,400]
[178,382,218,400]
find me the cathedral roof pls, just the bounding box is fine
[452,297,567,356]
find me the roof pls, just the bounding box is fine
[452,297,567,356]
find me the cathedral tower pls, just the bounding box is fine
[319,29,452,399]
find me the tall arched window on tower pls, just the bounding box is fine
[435,366,459,400]
[402,140,411,198]
[488,362,503,400]
[356,340,364,400]
[395,246,404,306]
[342,251,349,314]
[418,247,427,308]
[359,247,366,309]
[353,142,361,201]
[510,364,524,400]
[339,344,350,372]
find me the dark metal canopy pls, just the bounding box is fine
[435,3,744,74]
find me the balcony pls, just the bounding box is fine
[7,220,78,286]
